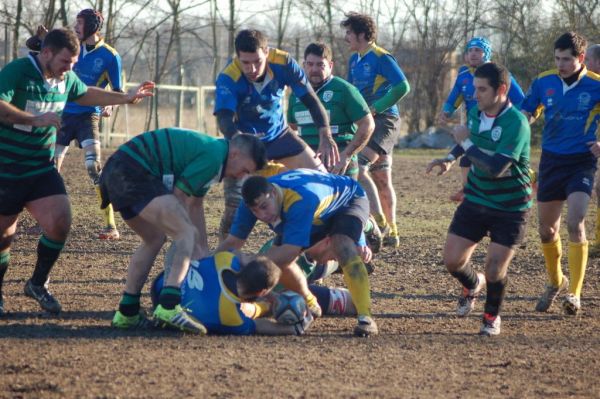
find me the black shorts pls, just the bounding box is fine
[449,200,528,248]
[99,151,169,220]
[265,128,307,160]
[367,114,401,155]
[273,192,369,248]
[537,150,596,202]
[56,112,101,148]
[0,168,67,215]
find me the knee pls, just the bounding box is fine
[538,223,558,242]
[565,217,584,237]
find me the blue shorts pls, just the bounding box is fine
[265,128,307,160]
[57,112,100,148]
[449,200,528,248]
[537,151,596,202]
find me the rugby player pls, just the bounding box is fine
[100,129,266,333]
[341,12,410,248]
[521,32,600,315]
[214,29,337,240]
[217,169,378,336]
[427,62,532,336]
[0,28,153,316]
[438,37,526,202]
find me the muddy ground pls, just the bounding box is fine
[1,149,599,399]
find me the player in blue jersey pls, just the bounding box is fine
[521,32,600,315]
[438,37,526,203]
[26,10,124,240]
[341,12,410,249]
[217,169,378,336]
[214,29,337,240]
[150,252,314,335]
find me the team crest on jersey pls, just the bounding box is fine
[322,90,333,102]
[546,88,555,96]
[577,92,591,111]
[491,126,502,141]
[93,58,104,73]
[363,63,371,73]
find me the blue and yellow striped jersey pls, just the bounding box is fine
[214,48,310,142]
[231,169,366,248]
[442,65,525,115]
[347,43,407,117]
[64,39,123,115]
[152,252,256,335]
[521,68,600,154]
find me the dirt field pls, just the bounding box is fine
[1,149,599,399]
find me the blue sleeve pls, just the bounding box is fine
[285,56,310,99]
[379,53,406,86]
[521,78,541,114]
[281,199,319,248]
[214,74,238,113]
[230,203,257,240]
[508,75,525,109]
[443,76,464,115]
[107,52,123,91]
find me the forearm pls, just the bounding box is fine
[371,80,410,114]
[299,91,329,129]
[215,109,240,139]
[0,100,35,125]
[76,86,131,106]
[264,244,302,267]
[463,143,512,177]
[344,115,374,157]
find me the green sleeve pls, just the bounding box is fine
[67,72,89,101]
[287,94,297,124]
[0,62,19,102]
[371,80,410,114]
[344,84,370,121]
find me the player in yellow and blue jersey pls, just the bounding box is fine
[341,12,410,249]
[214,29,336,241]
[217,169,378,336]
[150,252,314,335]
[521,32,600,315]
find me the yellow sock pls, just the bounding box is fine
[568,241,588,298]
[541,238,563,287]
[252,300,271,318]
[373,213,388,230]
[595,213,600,245]
[305,293,319,309]
[390,223,399,237]
[95,185,116,228]
[341,256,371,317]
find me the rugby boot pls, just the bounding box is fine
[354,315,379,337]
[562,294,581,315]
[24,279,62,314]
[535,276,569,312]
[365,215,383,253]
[98,226,120,240]
[383,233,400,248]
[479,313,501,336]
[112,310,155,330]
[456,272,486,317]
[153,304,207,335]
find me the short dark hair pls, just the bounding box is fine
[237,256,281,295]
[304,42,332,61]
[42,28,80,55]
[230,133,267,170]
[554,32,587,57]
[242,175,272,206]
[474,62,510,92]
[340,12,377,43]
[235,29,268,55]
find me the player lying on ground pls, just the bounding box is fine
[150,252,314,335]
[427,62,532,336]
[217,169,378,337]
[101,129,266,334]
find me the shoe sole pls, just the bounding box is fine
[354,326,379,337]
[562,301,580,316]
[155,319,207,335]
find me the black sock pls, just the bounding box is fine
[31,236,64,286]
[450,264,478,290]
[484,278,507,316]
[158,286,181,309]
[0,251,9,298]
[118,292,141,317]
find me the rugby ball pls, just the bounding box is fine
[272,291,307,325]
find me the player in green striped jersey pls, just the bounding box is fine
[0,28,153,316]
[427,63,532,336]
